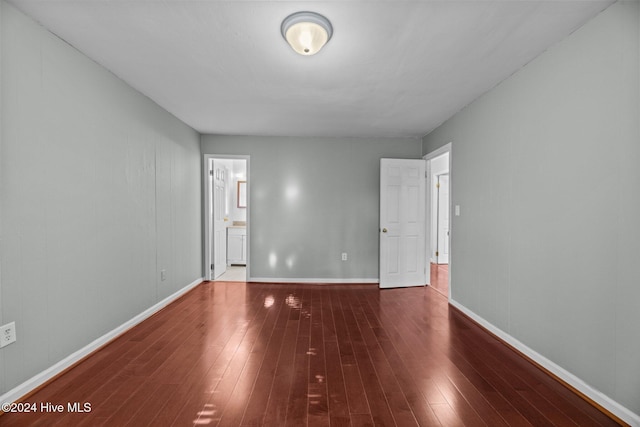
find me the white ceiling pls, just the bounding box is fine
[10,0,614,138]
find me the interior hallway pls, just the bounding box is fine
[0,281,618,426]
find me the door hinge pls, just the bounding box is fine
[435,251,439,257]
[211,264,214,271]
[436,182,440,188]
[210,170,214,176]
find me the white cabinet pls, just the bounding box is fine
[227,227,246,265]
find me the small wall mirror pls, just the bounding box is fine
[237,181,247,208]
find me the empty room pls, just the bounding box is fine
[0,0,639,426]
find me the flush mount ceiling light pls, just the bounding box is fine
[281,11,333,56]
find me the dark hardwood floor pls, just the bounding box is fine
[429,263,448,297]
[1,281,621,426]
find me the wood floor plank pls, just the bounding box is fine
[283,313,311,426]
[429,263,449,297]
[339,293,398,426]
[458,329,579,426]
[0,281,623,427]
[186,288,273,426]
[261,317,299,426]
[355,291,445,426]
[329,290,370,417]
[124,383,178,427]
[426,318,559,427]
[430,402,467,427]
[324,341,350,420]
[348,294,420,427]
[377,314,518,427]
[350,413,375,427]
[466,319,619,426]
[239,289,290,426]
[370,336,446,426]
[307,289,330,427]
[373,287,557,427]
[100,380,162,426]
[161,284,266,426]
[216,291,287,427]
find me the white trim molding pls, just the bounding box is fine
[423,142,453,300]
[0,277,204,407]
[249,277,379,285]
[423,141,452,162]
[450,299,640,427]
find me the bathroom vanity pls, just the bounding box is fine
[227,226,246,265]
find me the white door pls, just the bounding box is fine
[436,174,450,264]
[212,161,227,279]
[379,159,426,288]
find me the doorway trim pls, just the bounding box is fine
[423,142,452,299]
[203,154,250,281]
[434,173,450,265]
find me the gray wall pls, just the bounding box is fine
[0,0,4,395]
[202,135,422,281]
[423,0,640,416]
[0,1,202,394]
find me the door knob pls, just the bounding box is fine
[382,228,388,233]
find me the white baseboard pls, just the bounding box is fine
[450,299,640,427]
[248,277,379,284]
[0,277,203,407]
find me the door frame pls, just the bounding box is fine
[423,143,452,299]
[203,154,250,281]
[435,173,450,265]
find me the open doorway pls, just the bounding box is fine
[434,173,450,265]
[424,144,451,298]
[204,155,249,282]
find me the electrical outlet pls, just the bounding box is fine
[341,253,348,261]
[160,270,167,281]
[1,322,16,348]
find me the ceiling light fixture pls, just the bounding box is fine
[281,11,333,56]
